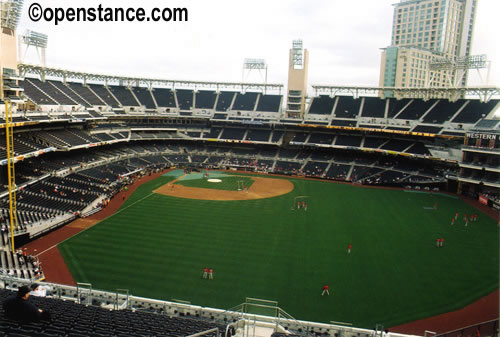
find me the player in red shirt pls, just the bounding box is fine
[474,214,478,222]
[455,212,458,220]
[297,202,301,210]
[321,284,330,296]
[436,238,440,247]
[347,243,352,254]
[304,203,308,211]
[208,268,214,280]
[440,238,444,247]
[203,267,208,279]
[451,218,455,225]
[464,213,467,221]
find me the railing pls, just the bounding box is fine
[0,274,421,337]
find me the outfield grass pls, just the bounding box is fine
[58,175,499,328]
[175,175,254,191]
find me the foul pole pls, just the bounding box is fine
[5,100,18,251]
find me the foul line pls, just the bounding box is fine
[35,192,156,258]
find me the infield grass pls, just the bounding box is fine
[59,174,499,328]
[175,175,254,191]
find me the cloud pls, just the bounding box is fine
[17,0,498,88]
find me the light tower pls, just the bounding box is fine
[428,54,490,88]
[19,29,49,67]
[286,40,309,118]
[242,58,268,92]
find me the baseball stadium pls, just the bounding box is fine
[0,1,499,337]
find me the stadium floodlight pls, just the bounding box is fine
[429,54,488,71]
[243,59,267,70]
[19,30,49,66]
[22,30,48,49]
[428,54,490,89]
[242,58,268,92]
[291,39,304,68]
[0,0,24,31]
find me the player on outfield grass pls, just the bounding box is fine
[347,243,352,254]
[436,238,440,247]
[440,238,444,247]
[208,268,214,280]
[455,212,458,220]
[474,214,478,222]
[464,213,467,221]
[434,203,438,210]
[465,218,468,227]
[203,267,208,279]
[321,285,330,296]
[304,203,308,211]
[297,202,301,210]
[451,217,455,225]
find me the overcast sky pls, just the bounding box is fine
[17,0,499,88]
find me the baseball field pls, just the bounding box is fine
[58,170,499,328]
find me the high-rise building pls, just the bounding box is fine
[379,0,478,93]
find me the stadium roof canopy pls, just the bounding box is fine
[18,63,284,93]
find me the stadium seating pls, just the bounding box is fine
[303,161,328,176]
[451,100,499,124]
[87,84,120,108]
[396,99,437,120]
[308,133,334,145]
[422,100,465,124]
[308,95,335,114]
[152,88,177,108]
[334,96,361,118]
[232,92,258,111]
[67,82,106,106]
[412,125,443,134]
[220,128,246,140]
[176,89,194,110]
[256,94,282,112]
[387,98,411,118]
[26,78,76,105]
[325,163,351,180]
[291,132,308,143]
[335,135,362,147]
[246,129,271,142]
[361,97,386,118]
[216,92,236,112]
[48,80,90,107]
[195,90,217,109]
[131,87,156,109]
[22,80,57,105]
[108,85,139,107]
[0,288,226,337]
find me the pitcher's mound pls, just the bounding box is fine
[154,176,293,201]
